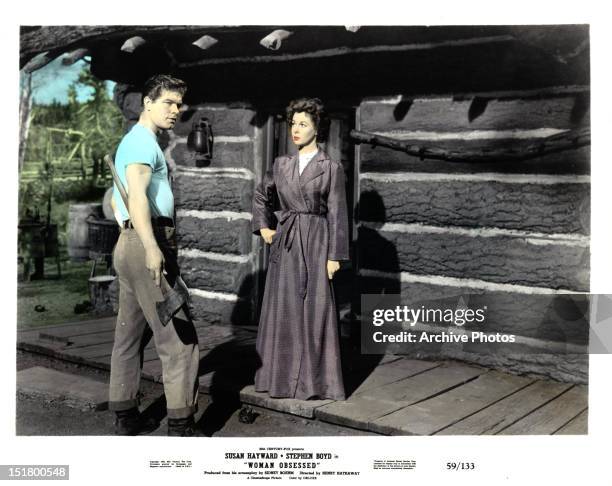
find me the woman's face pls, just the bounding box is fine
[290,112,317,147]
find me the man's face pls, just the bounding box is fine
[144,89,183,130]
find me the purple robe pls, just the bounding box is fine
[252,149,349,400]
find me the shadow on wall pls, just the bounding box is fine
[345,190,400,395]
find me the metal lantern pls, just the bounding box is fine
[187,116,214,167]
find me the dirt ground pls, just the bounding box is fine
[16,350,377,437]
[17,257,101,330]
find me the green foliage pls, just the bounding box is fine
[67,68,124,161]
[31,101,72,127]
[20,65,124,243]
[24,67,124,168]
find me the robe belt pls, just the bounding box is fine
[272,209,326,299]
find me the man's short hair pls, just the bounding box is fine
[142,74,187,104]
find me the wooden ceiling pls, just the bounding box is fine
[20,25,589,102]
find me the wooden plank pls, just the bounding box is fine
[18,316,117,338]
[553,409,588,435]
[437,379,573,435]
[360,96,589,132]
[37,323,116,341]
[55,323,239,362]
[360,144,590,175]
[41,320,217,349]
[358,227,590,291]
[67,341,115,359]
[142,329,253,363]
[16,328,44,342]
[360,177,589,235]
[55,331,115,348]
[351,358,441,395]
[143,345,255,389]
[316,395,407,430]
[88,354,112,367]
[142,359,162,381]
[18,338,114,372]
[239,385,333,419]
[370,371,532,435]
[361,362,487,404]
[498,385,588,435]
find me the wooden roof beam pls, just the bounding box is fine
[121,36,147,53]
[21,51,56,73]
[259,29,293,50]
[62,48,90,66]
[192,35,218,50]
[179,34,515,67]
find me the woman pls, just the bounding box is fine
[252,98,349,401]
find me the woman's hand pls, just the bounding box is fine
[327,260,340,280]
[260,227,277,244]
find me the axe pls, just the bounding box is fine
[104,154,191,326]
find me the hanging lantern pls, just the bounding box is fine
[187,116,214,167]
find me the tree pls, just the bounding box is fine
[67,67,123,181]
[18,71,33,173]
[19,63,123,243]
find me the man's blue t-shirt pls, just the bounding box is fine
[113,123,174,222]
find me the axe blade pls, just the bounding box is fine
[156,275,191,326]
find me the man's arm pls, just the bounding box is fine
[110,196,122,226]
[125,164,164,286]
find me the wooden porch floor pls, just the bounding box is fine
[17,317,588,436]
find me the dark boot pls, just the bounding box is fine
[114,407,159,436]
[167,415,199,437]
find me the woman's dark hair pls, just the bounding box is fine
[142,74,187,104]
[286,97,329,141]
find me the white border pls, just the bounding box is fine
[3,3,612,486]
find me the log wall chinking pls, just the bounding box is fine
[356,91,590,383]
[169,105,261,327]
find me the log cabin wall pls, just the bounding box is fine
[356,90,590,383]
[167,103,262,327]
[91,25,590,383]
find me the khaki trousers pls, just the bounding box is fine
[108,225,199,419]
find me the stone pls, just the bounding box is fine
[17,366,109,411]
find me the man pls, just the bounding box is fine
[108,74,200,436]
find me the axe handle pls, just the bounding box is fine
[104,154,130,212]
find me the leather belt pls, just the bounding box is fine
[122,217,174,229]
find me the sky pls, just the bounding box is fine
[26,55,115,105]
